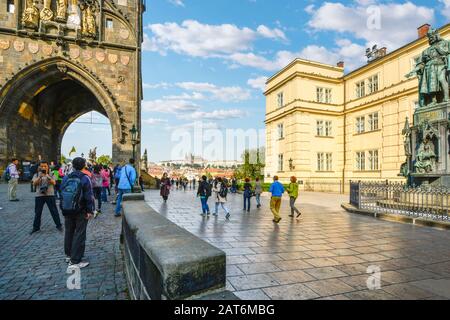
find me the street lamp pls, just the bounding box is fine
[288,158,295,171]
[129,124,139,163]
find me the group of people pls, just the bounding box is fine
[3,157,137,270]
[159,173,302,224]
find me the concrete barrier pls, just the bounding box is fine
[121,193,232,300]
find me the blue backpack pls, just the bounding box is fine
[2,166,11,182]
[60,172,84,216]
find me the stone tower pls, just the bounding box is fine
[0,0,145,168]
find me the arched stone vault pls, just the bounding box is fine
[0,57,129,165]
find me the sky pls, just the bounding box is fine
[62,0,450,162]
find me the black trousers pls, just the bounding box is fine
[93,187,102,210]
[33,196,62,231]
[64,213,88,264]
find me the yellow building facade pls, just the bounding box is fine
[264,24,450,193]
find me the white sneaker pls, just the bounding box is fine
[67,261,90,269]
[65,256,71,263]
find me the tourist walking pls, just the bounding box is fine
[139,175,145,191]
[212,177,230,219]
[269,176,284,224]
[6,158,20,201]
[112,164,122,204]
[115,159,137,217]
[255,177,263,209]
[91,165,103,217]
[101,165,110,202]
[197,175,211,216]
[52,164,63,200]
[243,178,253,212]
[160,173,171,202]
[29,161,38,192]
[60,157,94,269]
[286,176,301,218]
[30,161,63,234]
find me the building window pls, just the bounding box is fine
[317,87,332,103]
[7,0,14,13]
[316,87,324,103]
[106,18,113,29]
[368,150,379,170]
[278,154,284,172]
[326,153,332,171]
[368,112,379,131]
[316,120,324,136]
[325,121,332,136]
[277,123,284,139]
[367,74,379,94]
[356,80,365,98]
[356,152,365,171]
[317,153,325,171]
[356,116,365,134]
[325,88,332,104]
[277,92,284,108]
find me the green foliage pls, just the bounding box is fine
[234,147,265,180]
[96,155,112,165]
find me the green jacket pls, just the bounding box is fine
[286,182,299,199]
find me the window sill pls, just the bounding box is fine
[315,135,334,139]
[353,170,381,173]
[277,137,285,141]
[315,171,335,173]
[353,129,381,136]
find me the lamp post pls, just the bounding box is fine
[289,158,295,171]
[129,124,141,193]
[129,124,139,163]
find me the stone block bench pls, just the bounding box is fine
[121,193,236,300]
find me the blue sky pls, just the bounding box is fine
[62,0,449,162]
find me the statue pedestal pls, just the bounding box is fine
[409,102,450,187]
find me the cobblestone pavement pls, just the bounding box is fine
[145,188,450,300]
[0,184,128,300]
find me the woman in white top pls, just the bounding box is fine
[212,177,230,220]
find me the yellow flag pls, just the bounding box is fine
[69,146,76,157]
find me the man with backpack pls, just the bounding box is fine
[197,175,212,217]
[212,177,230,220]
[115,159,137,217]
[60,157,94,269]
[5,158,20,201]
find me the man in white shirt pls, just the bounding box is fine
[7,158,20,202]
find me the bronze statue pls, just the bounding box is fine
[22,0,39,29]
[40,0,54,21]
[80,0,97,38]
[415,138,437,173]
[406,28,450,107]
[56,0,68,22]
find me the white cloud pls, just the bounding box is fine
[247,76,268,92]
[168,0,184,7]
[439,0,450,19]
[143,82,170,90]
[162,92,206,101]
[179,109,247,121]
[143,20,287,57]
[143,118,168,125]
[176,82,252,102]
[142,99,200,113]
[307,1,435,51]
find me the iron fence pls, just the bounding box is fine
[349,181,450,221]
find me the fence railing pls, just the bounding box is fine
[349,181,450,221]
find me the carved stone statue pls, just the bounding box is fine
[56,0,68,22]
[402,117,412,157]
[22,0,39,30]
[40,0,54,21]
[79,0,97,38]
[406,28,450,108]
[415,138,437,173]
[67,0,81,27]
[88,147,97,162]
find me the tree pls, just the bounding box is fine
[234,148,265,180]
[96,155,112,165]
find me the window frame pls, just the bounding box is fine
[317,153,325,171]
[356,151,366,171]
[277,92,284,109]
[368,112,379,131]
[106,18,114,29]
[356,80,365,98]
[316,120,324,136]
[277,123,284,140]
[326,153,332,171]
[325,121,332,137]
[368,150,379,171]
[356,116,365,134]
[278,153,284,172]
